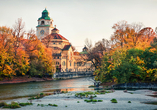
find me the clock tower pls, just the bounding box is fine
[36,8,54,40]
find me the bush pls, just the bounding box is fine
[19,102,33,106]
[28,97,35,100]
[77,101,80,103]
[40,93,44,96]
[3,104,11,108]
[128,101,131,103]
[84,99,98,102]
[111,99,118,103]
[0,102,7,107]
[48,103,58,107]
[98,100,103,102]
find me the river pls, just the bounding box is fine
[0,77,94,100]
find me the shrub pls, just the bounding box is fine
[48,103,58,107]
[28,97,35,100]
[111,99,118,103]
[19,102,33,106]
[0,102,7,107]
[77,101,80,103]
[128,101,131,103]
[98,100,103,102]
[11,103,21,109]
[84,99,98,102]
[41,104,44,107]
[3,104,11,108]
[40,93,44,96]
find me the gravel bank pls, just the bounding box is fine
[2,90,157,110]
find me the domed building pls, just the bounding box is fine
[37,8,94,72]
[36,8,54,40]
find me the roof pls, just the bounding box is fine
[42,33,68,41]
[62,45,71,50]
[52,28,59,31]
[83,46,88,50]
[74,52,80,55]
[38,8,51,20]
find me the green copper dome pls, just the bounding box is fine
[38,8,51,20]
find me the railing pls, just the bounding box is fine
[53,71,94,79]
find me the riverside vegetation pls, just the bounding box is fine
[0,19,55,81]
[92,21,157,86]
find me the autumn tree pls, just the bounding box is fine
[84,38,111,69]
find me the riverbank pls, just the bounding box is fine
[113,82,157,89]
[0,76,53,85]
[2,90,157,110]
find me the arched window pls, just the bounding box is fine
[41,21,45,25]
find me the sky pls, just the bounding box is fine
[0,0,157,52]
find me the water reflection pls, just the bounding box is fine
[0,77,94,100]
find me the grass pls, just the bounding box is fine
[128,101,131,103]
[3,102,21,109]
[0,102,7,107]
[28,92,52,100]
[61,90,68,93]
[19,102,33,106]
[48,103,58,107]
[75,91,98,98]
[96,90,112,94]
[111,98,118,103]
[98,100,103,102]
[1,101,33,109]
[84,99,98,102]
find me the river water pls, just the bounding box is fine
[0,77,94,100]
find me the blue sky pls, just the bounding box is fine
[0,0,157,51]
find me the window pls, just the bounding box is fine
[62,61,65,66]
[77,62,82,66]
[56,62,59,65]
[59,43,61,44]
[41,21,45,25]
[57,57,59,59]
[70,62,71,66]
[53,43,55,44]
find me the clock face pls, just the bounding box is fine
[40,30,44,34]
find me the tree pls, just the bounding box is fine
[84,38,110,69]
[12,18,25,56]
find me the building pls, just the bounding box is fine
[36,8,94,72]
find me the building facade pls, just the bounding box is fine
[37,9,94,72]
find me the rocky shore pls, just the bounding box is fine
[2,90,157,110]
[113,82,157,89]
